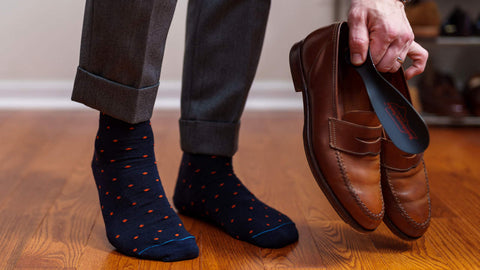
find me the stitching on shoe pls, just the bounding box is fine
[330,118,337,150]
[386,159,431,229]
[423,159,432,223]
[336,150,384,220]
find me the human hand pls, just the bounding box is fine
[347,0,428,79]
[403,41,428,80]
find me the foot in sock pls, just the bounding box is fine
[173,153,299,248]
[92,114,199,261]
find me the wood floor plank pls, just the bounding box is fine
[0,112,98,269]
[14,161,98,268]
[12,112,97,267]
[307,221,388,269]
[0,171,67,270]
[423,127,480,242]
[0,113,80,270]
[0,112,67,204]
[426,218,480,269]
[2,111,480,269]
[366,225,449,270]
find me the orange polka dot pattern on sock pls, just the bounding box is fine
[92,114,198,261]
[173,153,298,248]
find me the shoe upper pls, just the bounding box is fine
[381,138,431,239]
[299,22,384,230]
[296,21,431,237]
[380,72,431,239]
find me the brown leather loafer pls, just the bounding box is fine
[380,73,431,240]
[381,139,431,240]
[290,22,384,232]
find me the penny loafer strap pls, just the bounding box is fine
[328,117,382,156]
[381,138,423,171]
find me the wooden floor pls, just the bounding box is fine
[1,110,479,269]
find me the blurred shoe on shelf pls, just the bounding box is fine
[474,14,480,36]
[406,0,441,38]
[418,66,470,117]
[464,74,480,116]
[441,6,474,36]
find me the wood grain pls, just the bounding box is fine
[1,110,479,269]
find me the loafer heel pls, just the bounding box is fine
[289,41,307,93]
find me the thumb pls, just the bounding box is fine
[348,19,369,66]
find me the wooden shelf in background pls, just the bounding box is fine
[418,36,480,46]
[422,114,480,126]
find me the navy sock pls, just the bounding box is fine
[173,153,299,248]
[92,114,199,261]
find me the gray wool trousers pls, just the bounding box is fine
[71,0,271,156]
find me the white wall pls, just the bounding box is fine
[0,1,84,80]
[0,0,336,109]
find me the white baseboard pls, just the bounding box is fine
[0,80,302,110]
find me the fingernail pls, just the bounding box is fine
[351,53,363,65]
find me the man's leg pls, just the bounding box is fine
[174,0,299,248]
[72,0,198,261]
[72,0,174,124]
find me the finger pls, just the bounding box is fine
[375,40,405,73]
[348,12,369,66]
[405,42,428,80]
[388,42,410,73]
[368,28,391,66]
[374,26,413,73]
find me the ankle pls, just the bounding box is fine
[180,152,234,176]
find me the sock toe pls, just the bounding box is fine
[137,236,199,262]
[250,222,299,249]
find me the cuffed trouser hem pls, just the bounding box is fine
[72,67,159,124]
[179,119,240,157]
